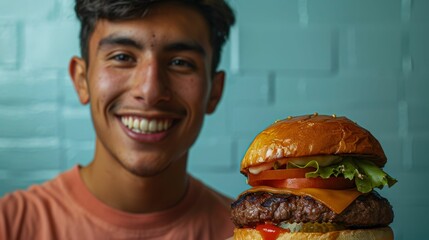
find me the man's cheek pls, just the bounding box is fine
[173,77,209,101]
[96,72,128,96]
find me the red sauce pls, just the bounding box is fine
[256,224,289,240]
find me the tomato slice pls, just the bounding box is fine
[248,168,315,186]
[267,177,355,189]
[248,168,355,190]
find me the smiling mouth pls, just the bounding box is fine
[121,116,174,134]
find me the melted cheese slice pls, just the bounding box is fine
[242,186,363,214]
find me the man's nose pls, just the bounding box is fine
[132,59,171,106]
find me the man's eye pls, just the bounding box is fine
[112,54,134,62]
[170,59,194,68]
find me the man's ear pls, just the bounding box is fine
[69,56,90,105]
[206,71,225,114]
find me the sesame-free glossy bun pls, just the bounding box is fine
[241,114,387,173]
[233,227,394,240]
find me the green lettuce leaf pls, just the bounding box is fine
[288,157,397,193]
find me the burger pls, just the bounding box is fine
[231,113,397,240]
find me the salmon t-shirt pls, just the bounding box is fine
[0,166,234,240]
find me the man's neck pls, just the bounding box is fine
[79,150,189,213]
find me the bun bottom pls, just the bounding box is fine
[233,227,393,240]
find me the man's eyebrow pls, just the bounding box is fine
[98,36,143,50]
[98,36,206,56]
[164,41,206,56]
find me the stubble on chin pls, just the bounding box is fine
[115,154,175,178]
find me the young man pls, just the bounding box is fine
[0,0,235,239]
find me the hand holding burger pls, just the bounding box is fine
[231,113,397,240]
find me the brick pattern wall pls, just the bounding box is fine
[1,0,428,239]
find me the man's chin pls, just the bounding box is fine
[117,157,175,178]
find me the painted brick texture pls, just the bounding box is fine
[1,0,428,239]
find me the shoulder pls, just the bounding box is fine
[0,169,74,239]
[0,174,63,218]
[0,187,47,239]
[0,183,53,215]
[0,168,73,207]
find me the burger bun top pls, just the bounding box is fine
[241,114,386,174]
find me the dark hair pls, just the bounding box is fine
[74,0,235,73]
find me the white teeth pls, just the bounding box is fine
[133,119,140,129]
[140,118,149,132]
[121,116,173,133]
[127,117,133,129]
[148,120,157,132]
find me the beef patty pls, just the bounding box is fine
[231,191,393,228]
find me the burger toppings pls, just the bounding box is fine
[262,176,355,190]
[255,224,289,240]
[278,222,345,233]
[247,156,397,193]
[248,168,314,185]
[290,157,397,193]
[247,155,342,175]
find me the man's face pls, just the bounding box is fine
[70,2,224,176]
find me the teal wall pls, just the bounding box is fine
[1,0,428,239]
